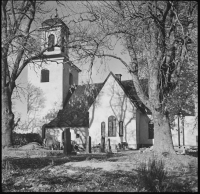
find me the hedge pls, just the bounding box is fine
[12,132,43,147]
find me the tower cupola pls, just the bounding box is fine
[40,11,70,56]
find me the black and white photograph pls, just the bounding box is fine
[2,1,198,192]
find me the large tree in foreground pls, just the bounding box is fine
[67,1,197,154]
[1,0,52,148]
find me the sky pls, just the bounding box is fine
[13,1,132,121]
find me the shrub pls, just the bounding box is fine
[2,159,16,186]
[136,157,194,192]
[12,132,43,147]
[136,158,167,192]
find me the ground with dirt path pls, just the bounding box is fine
[2,149,198,192]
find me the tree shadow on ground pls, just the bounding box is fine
[41,175,81,185]
[3,150,197,171]
[2,152,122,170]
[2,160,197,192]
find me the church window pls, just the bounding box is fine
[62,131,64,142]
[61,37,65,52]
[48,34,55,51]
[69,73,73,85]
[148,120,154,139]
[101,122,105,137]
[41,69,49,82]
[119,121,123,136]
[108,116,116,137]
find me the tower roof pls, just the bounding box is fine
[42,17,67,28]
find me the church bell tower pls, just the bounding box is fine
[40,10,70,57]
[27,11,81,128]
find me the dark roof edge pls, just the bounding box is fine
[109,72,147,113]
[79,71,148,114]
[68,61,82,72]
[76,72,113,112]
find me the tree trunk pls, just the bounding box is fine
[2,87,14,148]
[153,112,176,154]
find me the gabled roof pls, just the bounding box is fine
[46,72,149,128]
[46,83,104,128]
[102,72,149,113]
[120,79,150,114]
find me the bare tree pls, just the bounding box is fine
[1,0,55,148]
[15,83,46,133]
[64,1,197,154]
[2,0,197,155]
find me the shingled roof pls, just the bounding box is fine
[120,79,150,114]
[46,72,149,128]
[46,83,104,128]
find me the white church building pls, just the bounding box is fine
[27,16,197,150]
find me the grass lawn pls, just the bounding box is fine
[2,149,198,192]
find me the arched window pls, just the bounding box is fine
[119,121,123,136]
[69,73,73,85]
[101,122,105,137]
[41,69,49,82]
[48,34,55,51]
[108,116,116,137]
[148,120,154,139]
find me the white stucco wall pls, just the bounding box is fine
[69,127,88,147]
[28,58,64,119]
[45,127,88,147]
[171,116,197,147]
[88,75,137,150]
[45,128,63,142]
